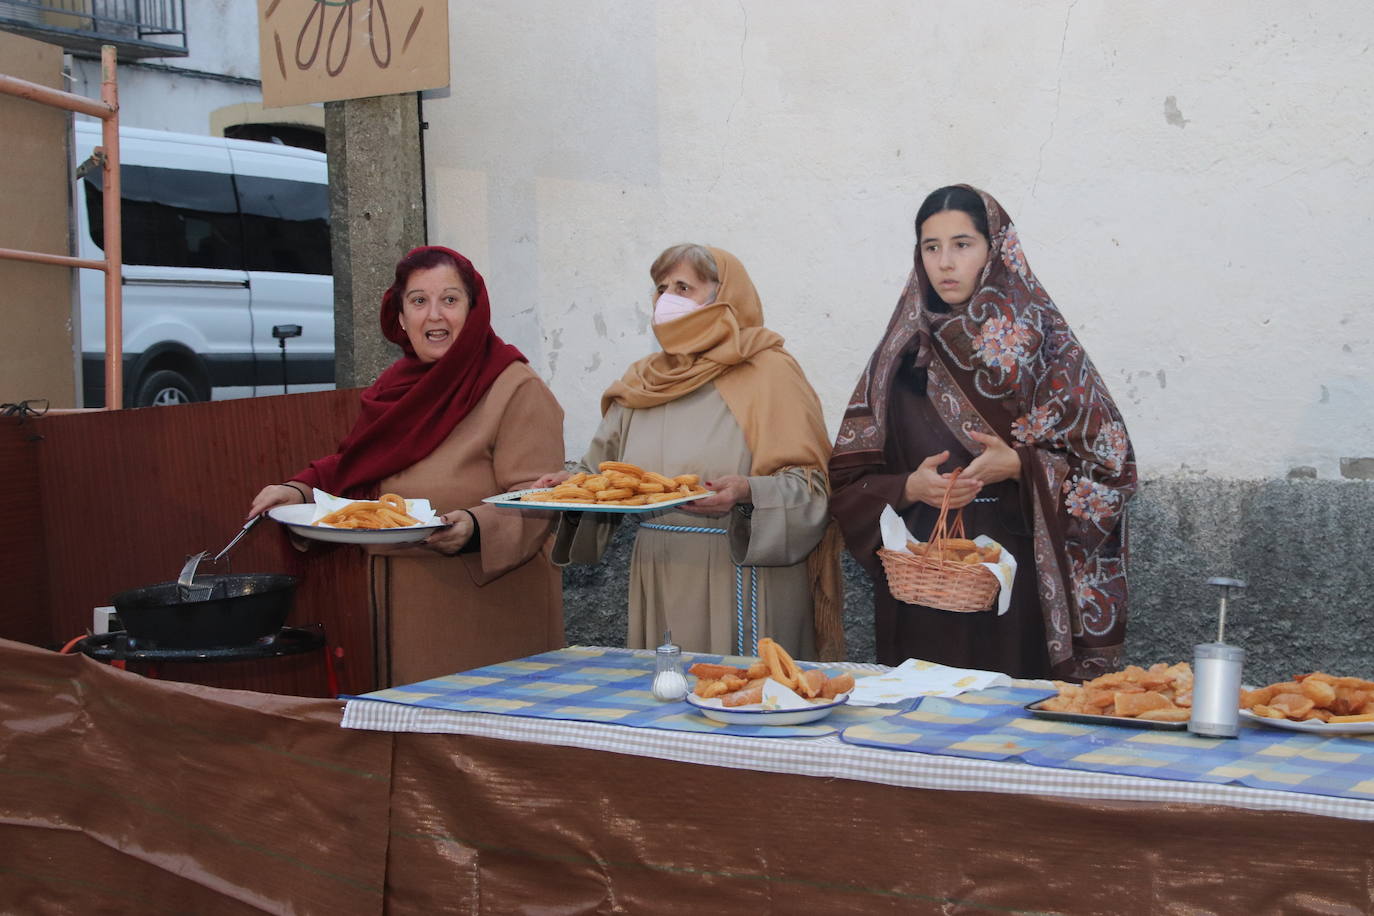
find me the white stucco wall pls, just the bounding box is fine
[425,0,1372,480]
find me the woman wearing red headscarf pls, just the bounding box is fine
[248,246,565,686]
[830,187,1135,681]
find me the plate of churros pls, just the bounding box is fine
[485,462,714,513]
[268,492,445,544]
[683,637,856,725]
[685,690,850,726]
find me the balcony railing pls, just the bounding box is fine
[0,0,187,59]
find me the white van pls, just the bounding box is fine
[72,122,334,407]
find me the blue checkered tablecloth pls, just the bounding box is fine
[840,686,1374,802]
[347,646,891,738]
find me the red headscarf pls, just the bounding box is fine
[294,246,526,498]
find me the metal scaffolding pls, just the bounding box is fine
[0,43,122,408]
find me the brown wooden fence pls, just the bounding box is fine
[1,390,375,696]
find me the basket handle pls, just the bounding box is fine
[927,466,969,561]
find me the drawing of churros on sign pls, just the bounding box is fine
[258,0,450,108]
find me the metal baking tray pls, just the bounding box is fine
[1023,697,1190,731]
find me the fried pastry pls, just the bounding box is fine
[689,663,748,680]
[598,461,647,477]
[595,487,635,501]
[549,485,595,500]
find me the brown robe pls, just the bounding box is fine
[368,361,565,686]
[830,363,1050,677]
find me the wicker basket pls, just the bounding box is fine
[877,469,1000,613]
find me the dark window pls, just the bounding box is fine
[223,124,326,153]
[85,165,243,270]
[234,175,331,275]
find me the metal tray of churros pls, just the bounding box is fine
[483,488,711,514]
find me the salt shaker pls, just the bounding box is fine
[1189,577,1246,738]
[651,630,688,702]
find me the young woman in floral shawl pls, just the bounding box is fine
[829,186,1136,680]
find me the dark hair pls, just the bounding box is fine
[903,186,991,393]
[914,185,990,245]
[391,247,477,304]
[379,246,482,349]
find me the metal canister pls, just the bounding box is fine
[1189,642,1245,738]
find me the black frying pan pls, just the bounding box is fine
[112,573,298,649]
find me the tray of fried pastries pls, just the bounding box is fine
[1025,662,1195,730]
[485,462,712,513]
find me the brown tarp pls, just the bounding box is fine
[0,639,390,914]
[3,637,1372,914]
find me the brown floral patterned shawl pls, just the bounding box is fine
[831,186,1137,679]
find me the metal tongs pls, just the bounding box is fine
[176,515,263,601]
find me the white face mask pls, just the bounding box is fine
[652,292,705,325]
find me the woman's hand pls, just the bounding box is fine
[962,431,1021,485]
[248,483,304,520]
[533,470,572,489]
[680,474,751,515]
[903,451,982,510]
[422,509,476,556]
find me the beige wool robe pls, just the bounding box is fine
[553,382,828,657]
[368,361,565,686]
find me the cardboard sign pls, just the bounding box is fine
[258,0,449,107]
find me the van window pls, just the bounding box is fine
[84,166,243,270]
[235,175,331,275]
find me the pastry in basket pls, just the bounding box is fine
[876,469,1005,614]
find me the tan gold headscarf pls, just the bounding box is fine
[601,247,846,659]
[601,248,830,478]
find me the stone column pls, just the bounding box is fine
[324,93,427,389]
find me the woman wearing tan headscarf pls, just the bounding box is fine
[541,245,843,659]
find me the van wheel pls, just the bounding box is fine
[134,369,199,407]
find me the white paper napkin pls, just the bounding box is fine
[309,488,441,528]
[761,678,811,710]
[877,504,1018,615]
[847,658,1013,706]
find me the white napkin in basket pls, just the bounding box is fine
[878,504,1017,615]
